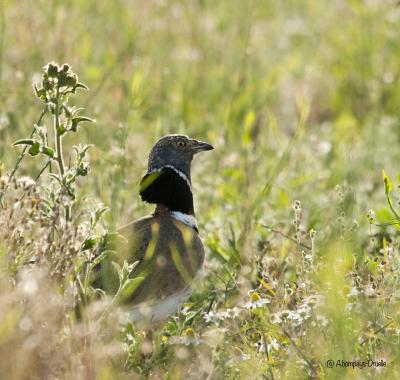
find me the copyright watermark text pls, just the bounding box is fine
[326,359,386,369]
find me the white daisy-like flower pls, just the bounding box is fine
[272,312,283,324]
[268,337,280,353]
[347,287,359,298]
[203,311,218,323]
[364,284,375,297]
[220,307,241,319]
[316,314,328,327]
[245,291,271,309]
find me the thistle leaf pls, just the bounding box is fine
[28,142,40,156]
[13,139,36,146]
[40,146,55,158]
[74,82,89,90]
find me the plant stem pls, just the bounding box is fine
[54,91,65,176]
[282,326,317,370]
[262,333,275,380]
[359,320,393,346]
[17,159,52,203]
[260,224,312,251]
[386,192,400,223]
[53,89,70,221]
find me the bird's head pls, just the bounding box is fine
[140,134,213,216]
[147,134,214,181]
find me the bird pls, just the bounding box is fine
[100,134,213,325]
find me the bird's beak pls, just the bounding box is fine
[191,139,214,154]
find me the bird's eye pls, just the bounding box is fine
[175,141,186,148]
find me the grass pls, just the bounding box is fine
[1,0,400,379]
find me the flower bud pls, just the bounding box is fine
[42,76,51,91]
[66,74,78,88]
[58,71,68,87]
[46,62,59,77]
[77,162,89,176]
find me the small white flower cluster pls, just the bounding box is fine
[168,335,201,346]
[203,307,242,324]
[272,294,324,327]
[256,337,280,354]
[244,296,271,309]
[272,308,310,327]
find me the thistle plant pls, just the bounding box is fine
[0,62,111,306]
[12,62,94,221]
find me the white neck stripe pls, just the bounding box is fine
[148,165,192,190]
[171,211,198,231]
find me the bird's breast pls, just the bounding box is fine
[111,213,205,305]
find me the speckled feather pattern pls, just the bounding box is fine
[114,210,205,321]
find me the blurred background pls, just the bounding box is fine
[2,0,400,230]
[1,1,400,378]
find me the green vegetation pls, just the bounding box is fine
[1,1,400,379]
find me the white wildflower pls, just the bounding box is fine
[364,284,375,297]
[347,287,359,298]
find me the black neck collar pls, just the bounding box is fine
[139,166,194,215]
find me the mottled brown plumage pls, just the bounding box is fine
[116,205,204,305]
[104,135,213,325]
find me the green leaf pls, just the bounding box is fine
[112,261,123,282]
[57,124,66,135]
[70,117,94,132]
[101,232,126,251]
[72,107,85,114]
[49,173,62,185]
[93,207,109,226]
[120,277,144,300]
[33,84,46,100]
[73,144,92,157]
[382,169,400,221]
[82,237,97,251]
[375,208,392,223]
[89,250,112,269]
[74,82,89,91]
[61,104,72,117]
[64,106,84,118]
[73,116,95,124]
[13,139,36,146]
[40,146,55,158]
[367,258,379,276]
[382,169,392,195]
[28,142,40,156]
[70,121,78,132]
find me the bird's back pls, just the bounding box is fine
[105,209,204,323]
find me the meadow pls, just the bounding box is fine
[1,0,400,379]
